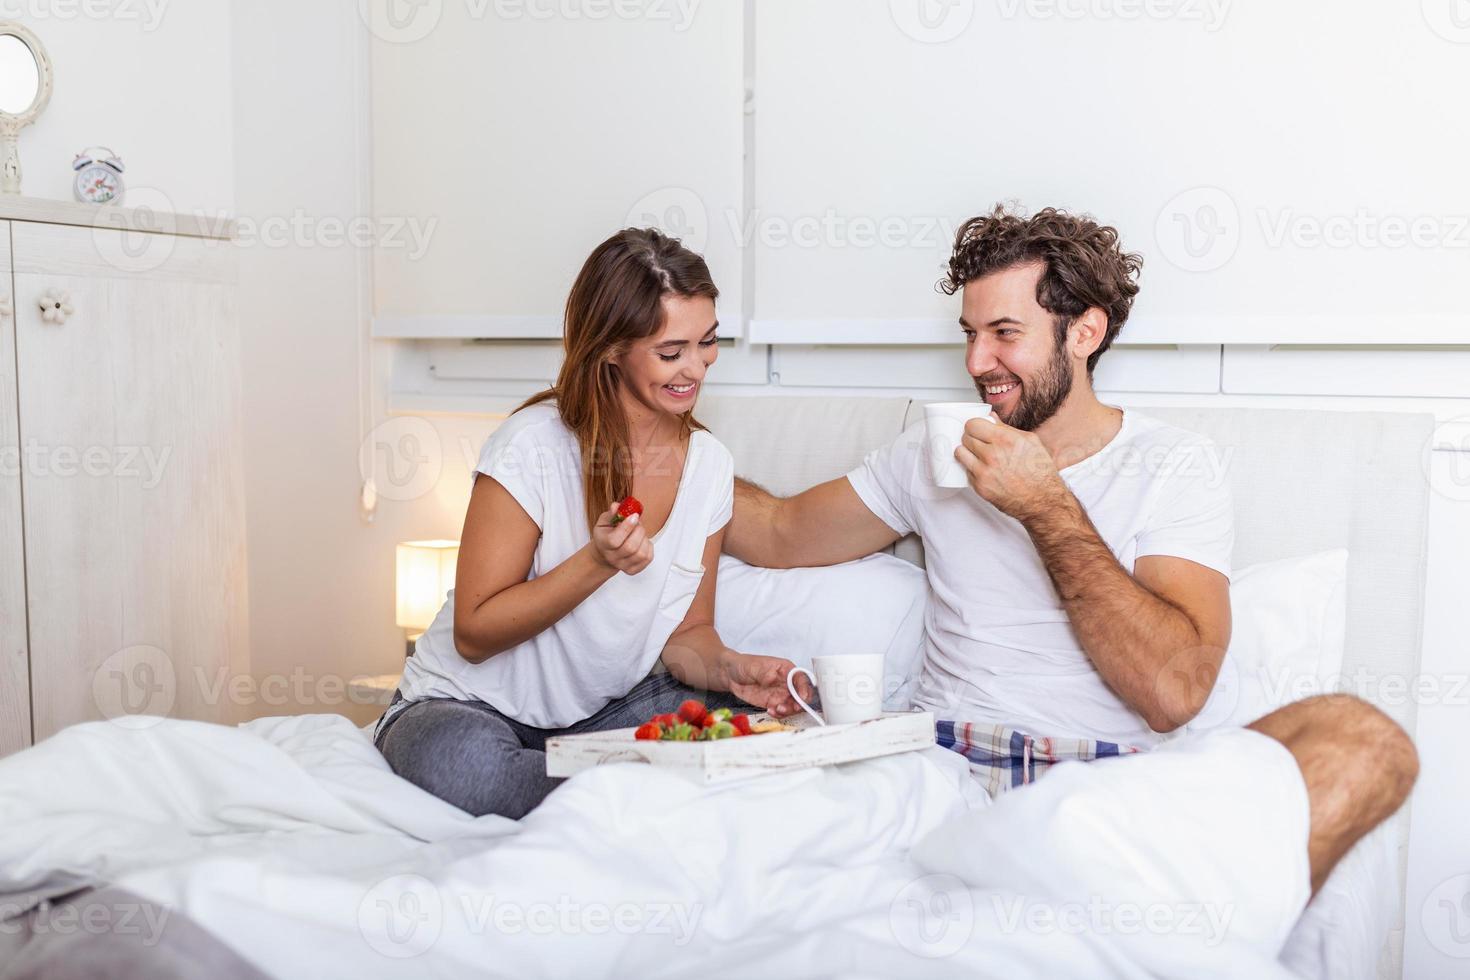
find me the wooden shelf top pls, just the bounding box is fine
[0,195,235,241]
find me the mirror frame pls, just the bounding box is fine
[0,21,52,195]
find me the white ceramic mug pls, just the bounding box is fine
[923,402,996,489]
[785,654,885,726]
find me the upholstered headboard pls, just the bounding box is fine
[700,394,1434,979]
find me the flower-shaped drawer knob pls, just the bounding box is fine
[39,288,74,325]
[0,293,11,320]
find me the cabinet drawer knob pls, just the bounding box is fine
[39,288,74,325]
[0,293,10,319]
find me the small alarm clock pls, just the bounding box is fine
[72,147,126,206]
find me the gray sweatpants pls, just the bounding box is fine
[374,671,747,819]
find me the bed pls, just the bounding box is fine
[0,396,1433,979]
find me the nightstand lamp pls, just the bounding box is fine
[395,540,459,657]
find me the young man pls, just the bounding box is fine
[725,203,1418,918]
[728,204,1233,763]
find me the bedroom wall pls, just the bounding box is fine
[230,0,452,728]
[6,4,234,212]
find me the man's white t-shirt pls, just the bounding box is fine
[846,408,1233,747]
[395,402,735,730]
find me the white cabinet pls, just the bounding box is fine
[0,222,26,755]
[0,204,248,751]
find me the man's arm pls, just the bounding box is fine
[1022,494,1231,733]
[725,476,901,569]
[956,417,1231,733]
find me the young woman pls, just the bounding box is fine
[374,229,811,819]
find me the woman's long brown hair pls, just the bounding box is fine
[516,228,719,533]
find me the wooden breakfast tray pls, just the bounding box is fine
[545,711,936,785]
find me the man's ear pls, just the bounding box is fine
[1069,308,1110,363]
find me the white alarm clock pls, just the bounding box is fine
[72,147,126,206]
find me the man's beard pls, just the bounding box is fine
[973,334,1073,432]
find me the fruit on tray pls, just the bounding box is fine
[632,699,791,741]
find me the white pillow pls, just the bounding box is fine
[712,553,928,711]
[1189,549,1348,731]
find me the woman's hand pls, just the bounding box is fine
[590,500,654,575]
[721,651,814,719]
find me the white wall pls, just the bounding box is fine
[231,2,426,725]
[751,0,1470,344]
[371,0,747,332]
[12,3,233,212]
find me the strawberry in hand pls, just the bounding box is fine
[610,496,643,527]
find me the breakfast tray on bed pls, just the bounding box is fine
[545,711,936,785]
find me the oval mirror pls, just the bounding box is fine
[0,34,38,115]
[0,22,52,195]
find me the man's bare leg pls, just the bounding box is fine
[1248,694,1418,893]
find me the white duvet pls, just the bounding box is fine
[0,714,1384,980]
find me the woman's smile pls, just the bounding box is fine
[662,380,699,401]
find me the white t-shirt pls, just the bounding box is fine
[847,408,1233,747]
[395,402,735,730]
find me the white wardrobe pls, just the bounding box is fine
[0,200,249,754]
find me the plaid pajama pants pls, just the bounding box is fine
[935,719,1143,798]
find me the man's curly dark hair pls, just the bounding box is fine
[940,204,1144,377]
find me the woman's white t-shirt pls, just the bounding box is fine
[395,402,735,730]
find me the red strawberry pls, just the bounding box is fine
[610,496,643,527]
[676,699,708,726]
[730,714,752,736]
[634,722,661,741]
[652,713,679,728]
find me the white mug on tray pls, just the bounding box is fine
[785,654,885,726]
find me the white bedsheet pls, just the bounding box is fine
[0,714,1385,979]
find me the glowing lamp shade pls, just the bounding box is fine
[396,540,459,634]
